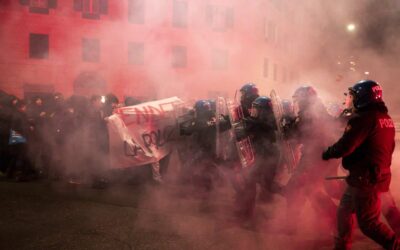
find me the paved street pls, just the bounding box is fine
[0,171,389,250]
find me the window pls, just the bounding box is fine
[173,0,187,28]
[19,0,57,14]
[29,34,49,59]
[263,58,269,78]
[128,0,145,24]
[273,63,278,81]
[172,46,187,68]
[206,5,234,31]
[226,7,234,29]
[82,38,100,62]
[212,49,228,70]
[128,43,144,65]
[73,0,107,19]
[264,20,276,42]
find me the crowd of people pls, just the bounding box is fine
[177,80,400,250]
[1,79,400,249]
[0,91,142,185]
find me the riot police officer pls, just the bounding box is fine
[233,96,280,222]
[179,100,230,194]
[322,80,400,250]
[239,83,259,118]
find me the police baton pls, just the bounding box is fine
[325,176,347,180]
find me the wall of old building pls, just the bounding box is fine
[0,0,309,101]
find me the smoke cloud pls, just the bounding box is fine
[1,1,400,249]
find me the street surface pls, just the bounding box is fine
[0,171,388,250]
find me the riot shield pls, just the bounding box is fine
[226,99,255,169]
[270,90,296,173]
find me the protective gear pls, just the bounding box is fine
[250,96,273,119]
[234,95,280,221]
[292,85,317,102]
[292,85,318,113]
[194,100,213,120]
[293,85,317,99]
[348,80,383,109]
[194,100,212,112]
[240,83,259,97]
[322,102,394,192]
[240,83,259,113]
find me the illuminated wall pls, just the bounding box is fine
[0,0,305,100]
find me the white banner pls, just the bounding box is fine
[107,97,185,169]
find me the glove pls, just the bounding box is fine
[322,149,331,161]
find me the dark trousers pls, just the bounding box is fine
[233,157,278,220]
[335,186,399,250]
[7,143,31,177]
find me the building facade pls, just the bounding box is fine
[0,0,310,101]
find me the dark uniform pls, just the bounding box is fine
[337,98,400,236]
[233,96,280,220]
[0,94,18,174]
[323,80,399,250]
[179,100,231,193]
[238,83,259,118]
[9,100,32,180]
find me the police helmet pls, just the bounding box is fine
[292,86,317,100]
[240,83,259,99]
[251,96,274,119]
[240,83,259,110]
[193,99,214,120]
[194,100,212,111]
[348,80,383,109]
[253,96,272,109]
[292,86,318,109]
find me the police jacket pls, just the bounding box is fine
[323,103,395,191]
[180,116,231,157]
[243,115,278,157]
